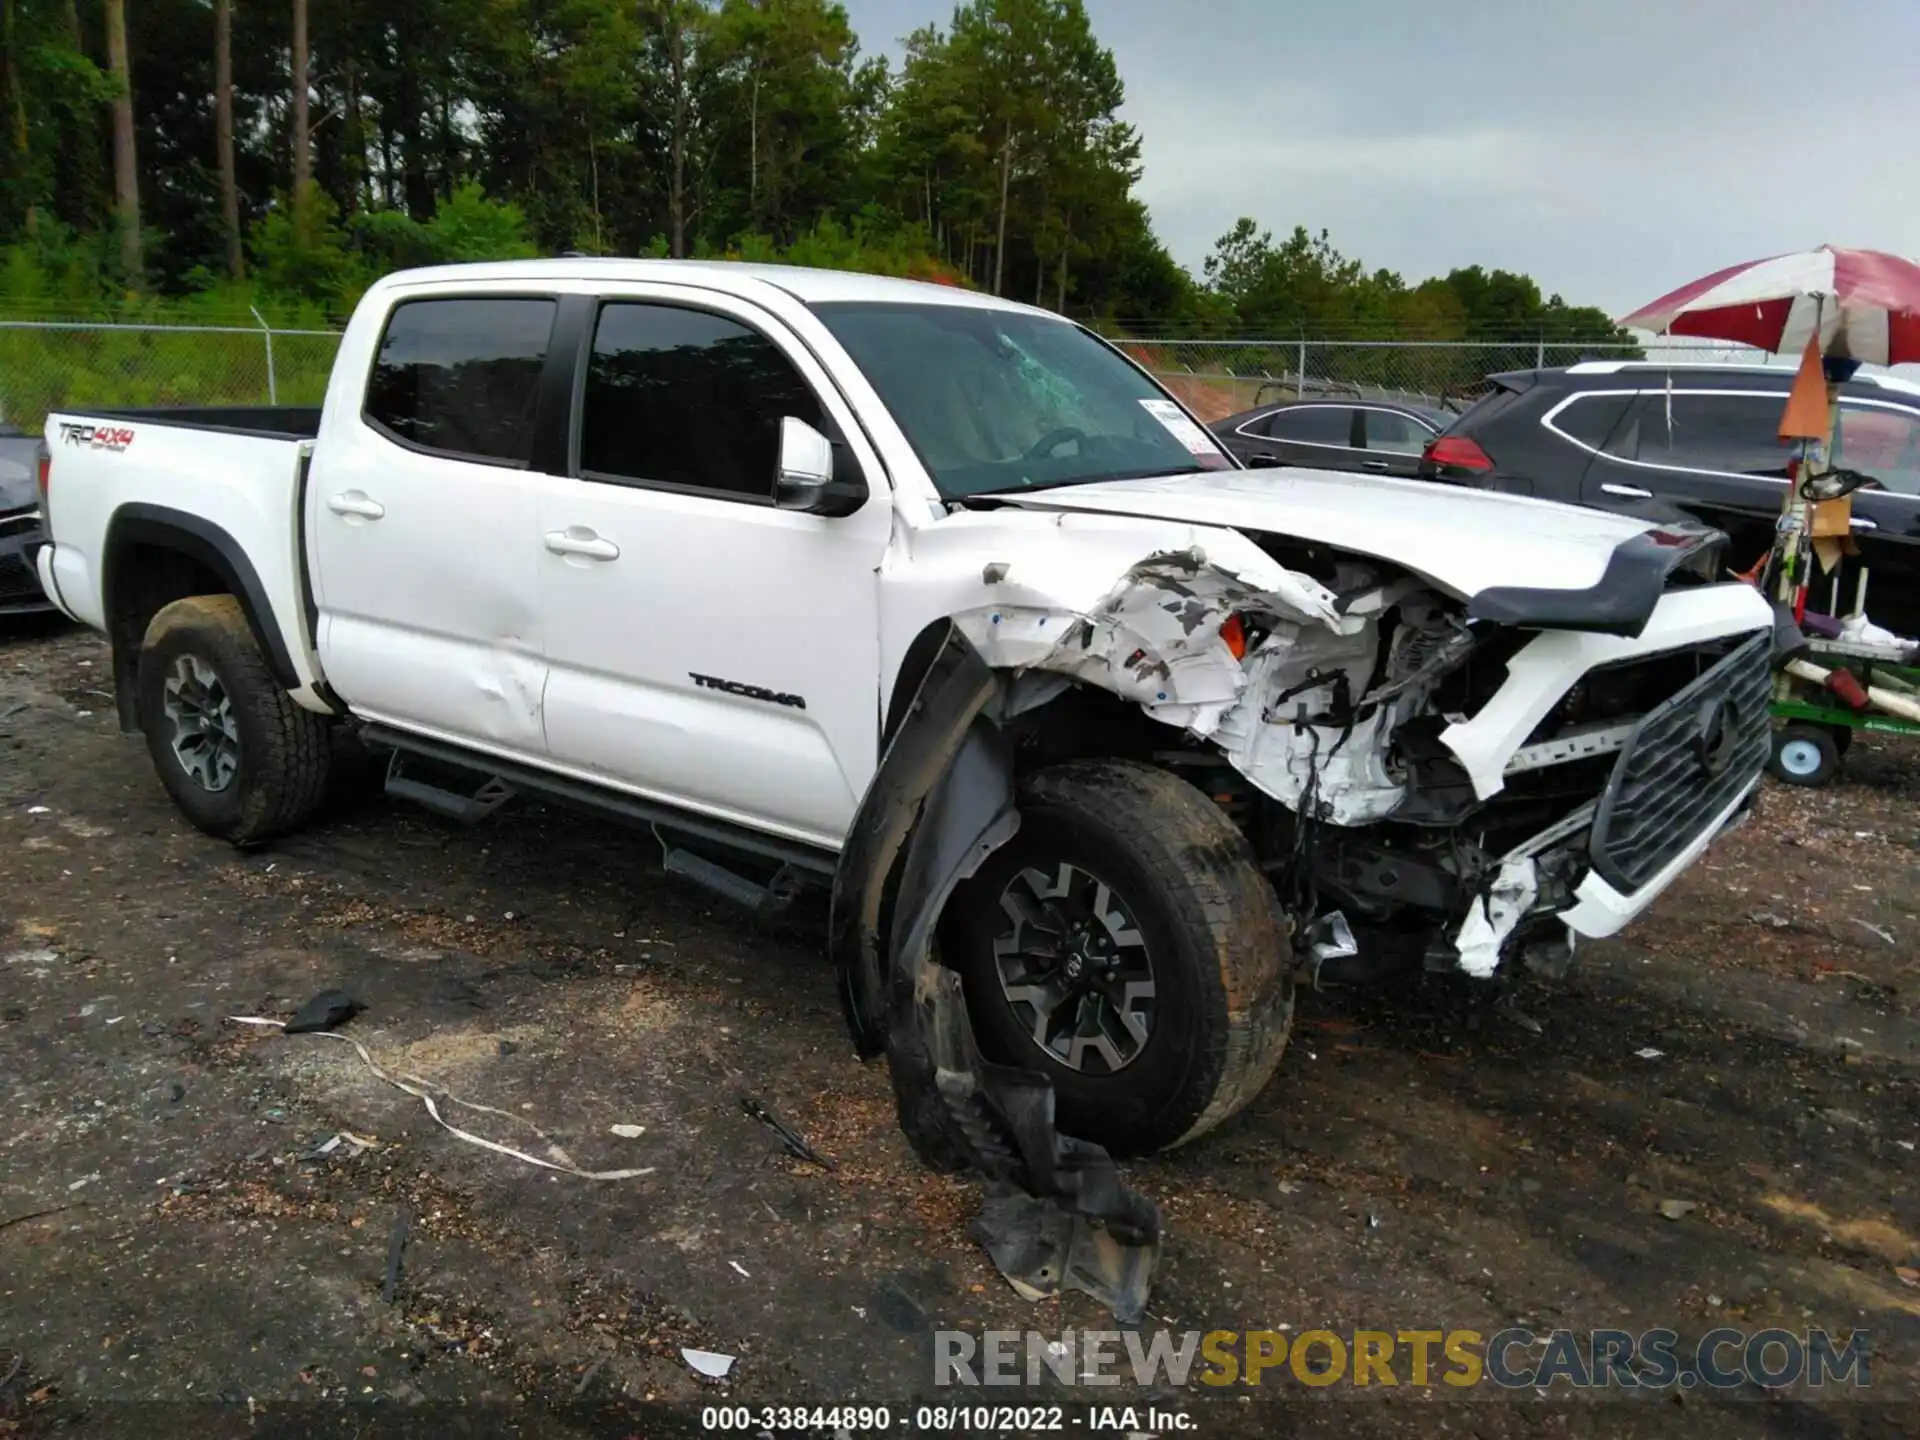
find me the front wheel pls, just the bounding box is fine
[942,759,1294,1156]
[137,594,333,844]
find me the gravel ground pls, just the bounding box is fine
[2,616,1916,1439]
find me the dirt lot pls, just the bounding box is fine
[2,616,1917,1439]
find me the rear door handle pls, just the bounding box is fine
[544,528,620,561]
[1851,516,1878,531]
[1600,483,1653,500]
[326,491,385,520]
[1362,459,1392,472]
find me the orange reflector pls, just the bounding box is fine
[1220,614,1247,660]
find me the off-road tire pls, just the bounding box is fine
[137,594,332,844]
[943,759,1294,1156]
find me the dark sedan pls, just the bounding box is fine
[1210,397,1453,478]
[1,424,53,616]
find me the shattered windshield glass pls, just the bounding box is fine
[811,300,1233,498]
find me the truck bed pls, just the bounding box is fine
[41,405,325,707]
[83,405,324,441]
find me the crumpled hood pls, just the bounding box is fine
[987,466,1665,603]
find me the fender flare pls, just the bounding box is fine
[827,621,1163,1322]
[831,621,1007,1056]
[104,503,300,690]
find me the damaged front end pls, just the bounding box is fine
[831,535,1767,1319]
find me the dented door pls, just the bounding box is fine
[308,293,559,756]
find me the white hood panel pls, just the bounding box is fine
[991,467,1661,600]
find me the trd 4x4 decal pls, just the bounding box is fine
[58,422,136,452]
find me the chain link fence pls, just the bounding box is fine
[0,320,342,431]
[1,316,1776,436]
[1117,336,1774,423]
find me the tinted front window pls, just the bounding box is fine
[813,302,1229,498]
[1264,406,1357,445]
[364,298,555,464]
[1835,404,1920,496]
[581,303,823,499]
[1623,393,1793,478]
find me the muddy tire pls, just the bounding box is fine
[137,594,332,844]
[943,759,1293,1156]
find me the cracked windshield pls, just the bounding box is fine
[814,301,1232,497]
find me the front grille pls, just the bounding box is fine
[1588,630,1770,893]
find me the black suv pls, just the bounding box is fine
[1422,362,1920,635]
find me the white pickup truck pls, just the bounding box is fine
[38,259,1774,1174]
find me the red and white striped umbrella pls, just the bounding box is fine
[1618,244,1920,366]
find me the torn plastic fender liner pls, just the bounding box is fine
[830,621,1003,1059]
[828,622,1164,1322]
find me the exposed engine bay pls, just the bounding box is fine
[943,540,1761,986]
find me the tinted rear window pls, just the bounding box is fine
[364,298,556,464]
[1549,393,1636,450]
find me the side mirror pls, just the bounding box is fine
[775,416,868,517]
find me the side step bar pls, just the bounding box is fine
[361,725,838,914]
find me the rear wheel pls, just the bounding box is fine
[137,595,333,844]
[943,759,1294,1156]
[1768,723,1840,788]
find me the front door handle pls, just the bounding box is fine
[544,528,620,561]
[1600,483,1653,500]
[1851,516,1878,532]
[327,491,385,520]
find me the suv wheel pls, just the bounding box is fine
[943,759,1294,1155]
[137,595,333,843]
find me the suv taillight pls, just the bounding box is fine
[1425,435,1495,473]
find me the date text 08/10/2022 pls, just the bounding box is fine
[699,1406,1191,1433]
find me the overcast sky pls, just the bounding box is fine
[838,0,1920,316]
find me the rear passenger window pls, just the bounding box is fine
[1550,393,1636,451]
[580,302,824,500]
[1622,393,1793,478]
[363,298,556,465]
[1363,410,1433,454]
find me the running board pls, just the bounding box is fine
[658,839,805,918]
[357,724,838,882]
[384,752,517,823]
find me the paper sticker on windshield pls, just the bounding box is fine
[1140,398,1224,458]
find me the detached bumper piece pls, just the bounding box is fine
[830,624,1162,1324]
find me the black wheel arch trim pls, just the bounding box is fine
[828,618,1163,1320]
[1465,525,1724,638]
[105,503,301,690]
